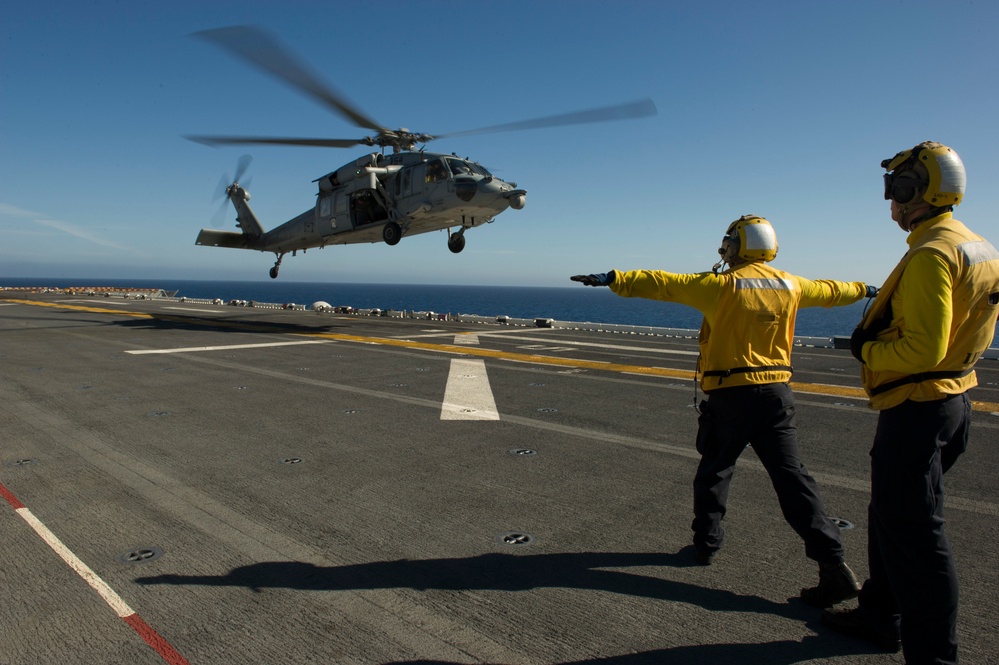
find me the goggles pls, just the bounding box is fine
[883,170,927,203]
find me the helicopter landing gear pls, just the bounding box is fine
[382,221,402,246]
[447,227,467,254]
[270,253,285,279]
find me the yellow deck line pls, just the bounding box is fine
[9,298,999,413]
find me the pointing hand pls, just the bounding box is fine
[570,273,613,287]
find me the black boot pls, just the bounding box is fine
[800,561,860,608]
[822,606,901,652]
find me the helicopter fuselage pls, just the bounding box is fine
[196,150,526,278]
[189,25,653,279]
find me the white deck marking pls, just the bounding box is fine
[441,358,500,420]
[56,299,139,305]
[451,333,480,345]
[17,507,135,617]
[125,340,332,355]
[164,306,227,313]
[1,481,191,663]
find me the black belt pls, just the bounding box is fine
[702,365,793,379]
[869,368,974,396]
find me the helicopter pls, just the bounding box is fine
[188,26,657,279]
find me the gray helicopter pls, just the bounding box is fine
[188,26,656,279]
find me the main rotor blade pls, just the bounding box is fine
[186,135,365,149]
[192,25,387,134]
[435,97,657,139]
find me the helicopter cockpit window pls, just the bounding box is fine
[445,158,470,176]
[426,160,447,183]
[445,157,490,177]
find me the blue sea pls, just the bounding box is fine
[0,276,898,340]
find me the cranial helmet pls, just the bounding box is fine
[719,215,779,264]
[882,141,965,207]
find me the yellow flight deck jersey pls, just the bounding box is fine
[610,263,867,392]
[858,213,999,410]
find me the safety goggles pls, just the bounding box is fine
[883,171,927,203]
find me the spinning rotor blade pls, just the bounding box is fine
[210,154,253,227]
[192,25,386,134]
[188,25,656,152]
[211,198,230,228]
[233,153,252,183]
[188,135,365,149]
[211,172,229,203]
[434,98,658,140]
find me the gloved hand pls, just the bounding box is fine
[865,284,879,298]
[570,271,614,287]
[850,326,877,363]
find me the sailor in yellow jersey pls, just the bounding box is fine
[823,142,999,664]
[572,214,875,608]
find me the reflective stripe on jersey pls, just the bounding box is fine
[959,240,999,266]
[735,277,795,291]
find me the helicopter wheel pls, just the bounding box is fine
[382,222,402,246]
[270,253,285,279]
[447,234,466,254]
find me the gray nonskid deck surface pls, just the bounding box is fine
[1,292,997,664]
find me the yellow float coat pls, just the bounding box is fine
[610,264,867,392]
[858,213,999,410]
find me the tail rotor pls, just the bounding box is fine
[210,154,253,228]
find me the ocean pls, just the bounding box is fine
[1,276,898,340]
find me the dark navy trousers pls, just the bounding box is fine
[858,393,970,665]
[692,382,844,564]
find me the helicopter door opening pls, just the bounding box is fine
[350,190,388,227]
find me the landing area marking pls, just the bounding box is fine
[441,358,500,420]
[9,298,999,413]
[164,306,227,313]
[125,340,332,355]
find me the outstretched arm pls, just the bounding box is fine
[797,277,872,308]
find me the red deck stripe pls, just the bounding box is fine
[1,480,190,664]
[0,481,26,510]
[123,614,191,665]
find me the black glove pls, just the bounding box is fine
[865,284,879,298]
[850,326,877,363]
[570,271,614,287]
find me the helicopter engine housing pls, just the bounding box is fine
[336,154,378,184]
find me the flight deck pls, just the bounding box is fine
[2,291,997,664]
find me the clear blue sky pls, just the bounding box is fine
[2,1,997,287]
